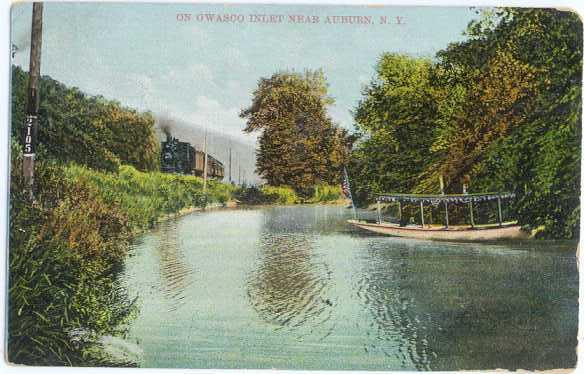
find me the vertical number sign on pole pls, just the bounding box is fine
[23,2,43,199]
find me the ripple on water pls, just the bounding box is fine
[245,232,335,340]
[123,206,578,371]
[156,221,195,312]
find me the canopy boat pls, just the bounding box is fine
[348,192,529,241]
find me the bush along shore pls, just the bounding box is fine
[234,183,347,205]
[8,142,237,366]
[9,66,240,366]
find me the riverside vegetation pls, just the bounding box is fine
[9,141,236,365]
[8,6,581,368]
[8,66,343,365]
[349,8,581,239]
[234,183,345,205]
[9,66,236,365]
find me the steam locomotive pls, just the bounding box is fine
[161,134,224,180]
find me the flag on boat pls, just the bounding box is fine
[341,167,353,200]
[342,166,358,219]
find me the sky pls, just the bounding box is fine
[10,2,480,182]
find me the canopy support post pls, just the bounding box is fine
[377,200,381,224]
[469,202,475,228]
[444,201,449,228]
[497,196,503,227]
[420,201,425,227]
[398,202,402,221]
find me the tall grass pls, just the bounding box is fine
[260,185,299,204]
[307,184,344,203]
[235,183,346,205]
[64,164,235,230]
[8,143,236,366]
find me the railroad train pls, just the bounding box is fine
[161,134,224,180]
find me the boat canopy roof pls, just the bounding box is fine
[377,192,515,204]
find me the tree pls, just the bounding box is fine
[465,9,582,238]
[350,8,581,238]
[422,49,538,192]
[350,54,438,201]
[241,70,349,195]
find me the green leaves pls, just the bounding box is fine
[8,145,236,365]
[241,70,349,195]
[351,54,438,201]
[11,66,160,173]
[351,9,581,238]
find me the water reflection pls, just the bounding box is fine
[247,208,338,340]
[124,206,578,370]
[356,242,435,370]
[154,220,194,311]
[357,239,578,371]
[247,233,334,333]
[260,205,350,235]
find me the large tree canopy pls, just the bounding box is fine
[351,54,438,202]
[350,8,581,239]
[241,70,349,195]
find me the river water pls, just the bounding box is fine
[120,205,578,370]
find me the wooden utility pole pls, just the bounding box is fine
[23,2,43,199]
[203,130,208,193]
[228,146,232,183]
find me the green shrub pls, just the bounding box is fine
[260,185,299,204]
[8,142,235,366]
[62,164,235,231]
[308,184,344,203]
[9,146,136,366]
[235,184,345,205]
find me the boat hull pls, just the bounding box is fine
[348,220,529,242]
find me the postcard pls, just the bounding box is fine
[5,1,582,371]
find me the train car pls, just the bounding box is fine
[194,150,206,177]
[161,136,178,173]
[207,155,225,180]
[161,134,224,180]
[192,150,224,180]
[161,134,195,174]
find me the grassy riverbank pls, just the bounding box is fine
[234,183,346,205]
[8,145,236,366]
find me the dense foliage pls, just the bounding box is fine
[11,66,160,172]
[234,183,344,205]
[9,140,234,365]
[241,70,350,196]
[350,8,581,238]
[351,54,438,202]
